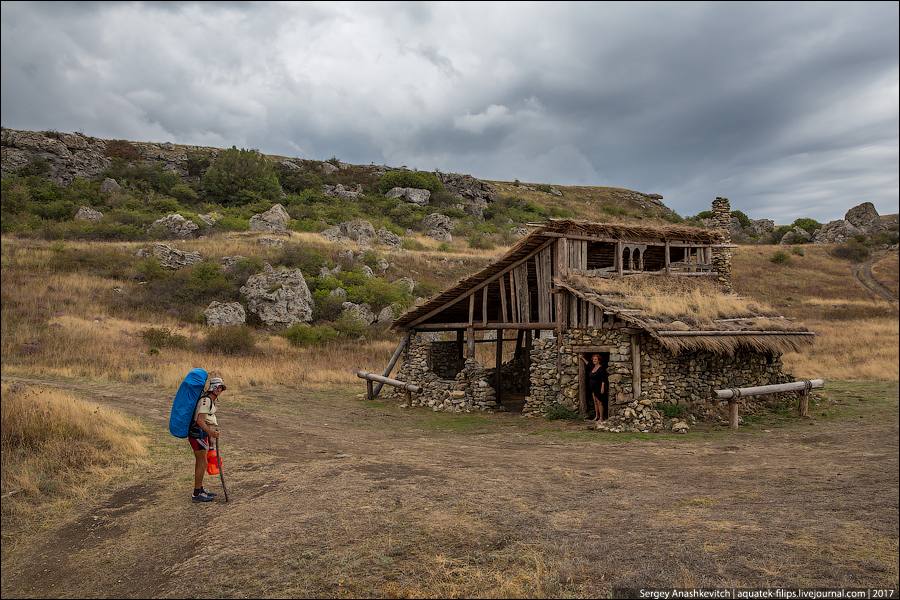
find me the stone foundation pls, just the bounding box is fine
[397,329,800,431]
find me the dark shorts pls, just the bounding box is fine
[189,436,211,452]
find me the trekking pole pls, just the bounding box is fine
[215,437,229,502]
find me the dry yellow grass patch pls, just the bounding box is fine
[782,317,899,380]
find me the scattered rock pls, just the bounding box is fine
[74,206,103,223]
[153,243,202,269]
[203,301,246,327]
[239,263,314,329]
[249,204,290,233]
[149,214,200,239]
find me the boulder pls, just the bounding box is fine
[845,202,883,234]
[422,213,453,242]
[220,255,247,269]
[203,301,246,327]
[385,187,431,206]
[322,183,364,200]
[74,206,103,224]
[748,218,774,238]
[377,226,402,249]
[377,305,396,324]
[341,302,376,326]
[153,243,202,269]
[320,219,377,246]
[249,203,289,233]
[239,263,314,329]
[779,226,811,245]
[100,178,121,193]
[149,214,200,239]
[258,237,284,247]
[435,172,499,205]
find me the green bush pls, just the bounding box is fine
[185,151,211,177]
[770,251,790,264]
[468,232,495,250]
[346,276,410,309]
[790,246,805,256]
[378,171,443,195]
[168,183,199,204]
[282,323,340,346]
[792,218,822,235]
[544,404,579,420]
[203,325,256,355]
[150,197,181,213]
[332,311,369,338]
[202,147,282,205]
[655,402,686,419]
[731,210,751,228]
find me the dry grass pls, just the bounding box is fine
[0,383,150,531]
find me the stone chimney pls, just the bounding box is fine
[710,197,733,292]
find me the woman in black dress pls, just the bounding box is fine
[581,353,608,421]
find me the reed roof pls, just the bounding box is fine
[557,274,815,355]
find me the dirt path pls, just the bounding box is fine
[853,250,899,303]
[2,377,898,598]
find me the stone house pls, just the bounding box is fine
[387,198,814,430]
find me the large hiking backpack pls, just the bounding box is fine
[169,368,208,438]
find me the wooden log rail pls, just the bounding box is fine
[714,379,824,430]
[356,371,423,406]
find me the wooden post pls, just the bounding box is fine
[366,379,374,400]
[728,400,739,429]
[495,328,503,406]
[799,390,809,417]
[466,326,475,359]
[372,331,412,398]
[405,390,412,407]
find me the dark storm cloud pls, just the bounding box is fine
[1,1,896,224]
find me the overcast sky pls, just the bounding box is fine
[2,1,897,224]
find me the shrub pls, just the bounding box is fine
[104,140,143,162]
[282,323,339,346]
[468,232,495,250]
[137,326,189,349]
[185,151,211,177]
[203,325,256,355]
[150,197,181,213]
[168,183,199,204]
[730,210,751,228]
[378,171,443,195]
[544,404,579,420]
[791,246,805,256]
[655,402,686,419]
[437,242,453,252]
[830,240,871,263]
[770,251,790,264]
[202,147,281,205]
[792,218,822,235]
[332,312,369,338]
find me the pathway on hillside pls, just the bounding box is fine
[851,250,898,303]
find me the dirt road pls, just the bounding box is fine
[853,250,899,303]
[2,377,898,598]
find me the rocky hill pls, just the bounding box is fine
[1,127,896,247]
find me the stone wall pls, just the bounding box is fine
[524,328,797,432]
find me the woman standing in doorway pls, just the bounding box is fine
[581,354,608,421]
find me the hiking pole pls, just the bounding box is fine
[215,437,229,502]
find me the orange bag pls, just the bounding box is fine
[206,448,220,475]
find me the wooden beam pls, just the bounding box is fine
[715,379,824,399]
[412,322,559,330]
[372,331,412,398]
[495,328,503,406]
[658,331,816,337]
[404,238,555,330]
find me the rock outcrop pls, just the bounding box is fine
[153,243,203,269]
[249,204,290,233]
[422,213,454,242]
[203,301,247,327]
[436,172,498,205]
[149,214,200,239]
[385,187,431,206]
[74,206,103,223]
[240,263,313,329]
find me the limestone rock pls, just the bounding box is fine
[812,220,864,244]
[779,226,811,245]
[150,214,200,239]
[385,187,431,206]
[258,237,284,247]
[321,219,377,246]
[74,206,103,223]
[341,301,376,326]
[100,178,121,193]
[249,203,289,233]
[435,172,498,205]
[422,213,453,243]
[322,183,364,200]
[240,263,314,329]
[153,243,202,269]
[377,226,402,249]
[845,202,883,234]
[203,301,246,327]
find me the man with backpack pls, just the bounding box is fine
[189,377,226,502]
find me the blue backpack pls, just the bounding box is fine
[169,368,208,438]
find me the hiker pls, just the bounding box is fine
[189,377,226,502]
[581,354,608,421]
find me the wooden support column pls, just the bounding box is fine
[366,379,374,400]
[482,286,488,327]
[617,240,623,276]
[495,328,503,406]
[514,328,524,361]
[372,331,412,398]
[729,400,740,429]
[456,330,464,370]
[799,390,809,417]
[665,240,671,274]
[466,327,475,359]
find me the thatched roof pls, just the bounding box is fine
[557,274,815,355]
[391,219,723,331]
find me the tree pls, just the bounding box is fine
[202,147,282,205]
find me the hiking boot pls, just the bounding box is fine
[200,488,217,497]
[191,491,215,502]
